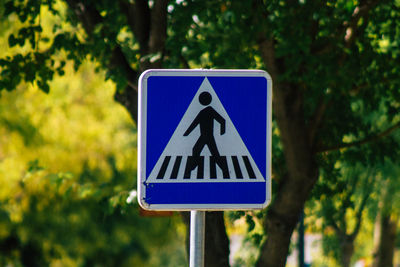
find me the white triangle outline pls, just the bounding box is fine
[146,78,265,183]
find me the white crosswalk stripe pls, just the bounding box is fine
[147,155,264,183]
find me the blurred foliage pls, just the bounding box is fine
[1,0,400,266]
[0,50,186,266]
[307,112,400,266]
[226,211,264,267]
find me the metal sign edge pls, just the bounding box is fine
[138,69,272,211]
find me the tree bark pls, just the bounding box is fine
[182,211,230,267]
[256,38,319,267]
[204,212,231,267]
[255,166,318,267]
[339,236,355,267]
[373,214,397,267]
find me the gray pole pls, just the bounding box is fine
[189,210,205,267]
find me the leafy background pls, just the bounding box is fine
[1,0,400,266]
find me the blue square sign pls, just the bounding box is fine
[138,69,272,210]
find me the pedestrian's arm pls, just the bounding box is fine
[214,111,225,135]
[183,116,199,136]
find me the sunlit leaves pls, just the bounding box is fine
[0,55,186,265]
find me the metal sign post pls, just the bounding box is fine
[189,211,205,267]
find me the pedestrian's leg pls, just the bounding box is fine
[206,137,220,157]
[183,138,206,179]
[192,137,206,156]
[207,138,229,178]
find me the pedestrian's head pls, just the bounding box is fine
[199,92,212,106]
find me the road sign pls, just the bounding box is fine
[138,69,272,210]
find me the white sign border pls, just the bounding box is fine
[138,69,272,211]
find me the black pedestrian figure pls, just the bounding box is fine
[183,91,230,178]
[184,92,225,156]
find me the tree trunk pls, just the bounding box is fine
[182,211,230,267]
[256,39,320,267]
[254,105,319,267]
[373,214,397,267]
[255,167,318,267]
[339,237,354,267]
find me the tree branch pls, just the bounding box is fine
[337,0,380,66]
[316,121,400,153]
[66,0,139,122]
[65,0,102,35]
[309,1,381,146]
[67,0,137,77]
[308,96,332,147]
[114,83,138,122]
[327,213,345,239]
[118,0,150,55]
[146,0,169,68]
[331,222,343,237]
[343,0,380,47]
[350,169,374,237]
[311,0,379,58]
[119,0,169,70]
[350,189,370,238]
